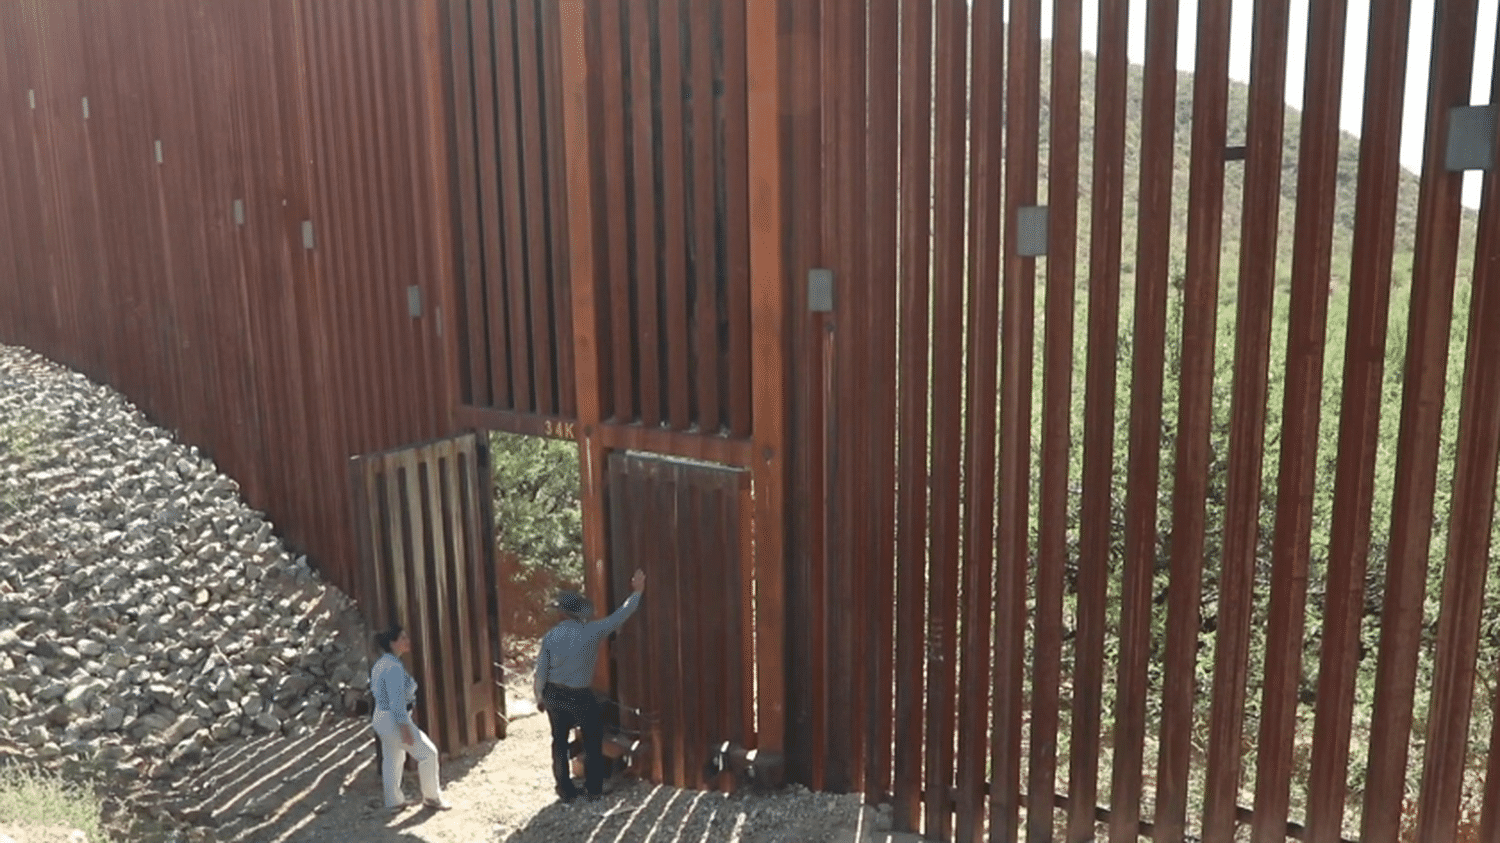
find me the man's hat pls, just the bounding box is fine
[552,591,590,615]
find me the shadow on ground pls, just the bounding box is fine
[126,716,498,843]
[499,780,886,843]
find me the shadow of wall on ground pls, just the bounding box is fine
[126,716,495,843]
[502,779,878,843]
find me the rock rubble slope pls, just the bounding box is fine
[0,344,371,782]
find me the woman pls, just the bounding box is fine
[370,624,452,811]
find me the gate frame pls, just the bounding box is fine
[349,432,505,754]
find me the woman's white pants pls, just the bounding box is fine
[371,710,442,807]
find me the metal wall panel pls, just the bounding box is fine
[564,0,753,436]
[350,433,502,754]
[774,0,1500,841]
[606,452,753,791]
[7,0,1500,840]
[0,0,457,600]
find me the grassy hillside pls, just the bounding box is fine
[1028,49,1492,832]
[1039,51,1482,290]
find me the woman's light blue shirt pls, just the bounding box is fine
[371,652,417,725]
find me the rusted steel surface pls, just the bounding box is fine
[352,435,501,754]
[1361,2,1482,841]
[465,1,511,410]
[0,6,30,365]
[611,457,669,779]
[656,0,690,431]
[1030,1,1080,840]
[1477,40,1500,843]
[955,0,1002,835]
[745,0,788,762]
[1482,128,1500,840]
[780,0,825,793]
[625,0,663,429]
[954,0,1002,834]
[863,0,900,811]
[676,480,703,787]
[607,459,656,776]
[493,0,536,412]
[924,0,970,835]
[1416,117,1500,841]
[555,0,614,693]
[607,454,753,792]
[1111,1,1179,839]
[993,0,1039,837]
[534,0,754,437]
[689,0,721,434]
[1250,0,1349,839]
[512,0,555,416]
[736,478,757,747]
[541,0,576,420]
[10,0,1500,838]
[892,0,934,830]
[821,0,862,794]
[1302,1,1416,840]
[1154,1,1232,839]
[844,0,873,798]
[0,0,456,603]
[455,413,755,468]
[722,0,753,441]
[1068,0,1128,836]
[1053,791,1356,842]
[594,0,634,425]
[603,462,642,764]
[804,303,832,792]
[1203,1,1293,840]
[448,439,496,744]
[421,0,465,440]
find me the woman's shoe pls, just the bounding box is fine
[423,798,454,811]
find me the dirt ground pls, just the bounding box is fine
[123,705,893,843]
[132,704,598,843]
[120,656,916,843]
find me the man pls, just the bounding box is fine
[533,568,646,803]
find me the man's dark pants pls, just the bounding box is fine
[543,683,606,798]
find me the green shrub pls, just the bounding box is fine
[0,764,106,841]
[489,432,583,651]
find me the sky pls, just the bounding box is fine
[1034,0,1500,208]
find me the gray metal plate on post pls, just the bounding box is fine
[302,220,315,250]
[1017,205,1049,257]
[233,200,245,226]
[408,285,422,318]
[1446,105,1498,172]
[808,268,834,312]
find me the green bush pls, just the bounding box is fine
[489,432,583,648]
[0,764,106,841]
[489,432,583,583]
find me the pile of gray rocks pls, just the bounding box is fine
[0,344,373,781]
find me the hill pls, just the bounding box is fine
[1026,48,1492,831]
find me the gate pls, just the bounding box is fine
[606,452,756,790]
[350,432,505,753]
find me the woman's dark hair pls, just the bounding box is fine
[374,624,404,654]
